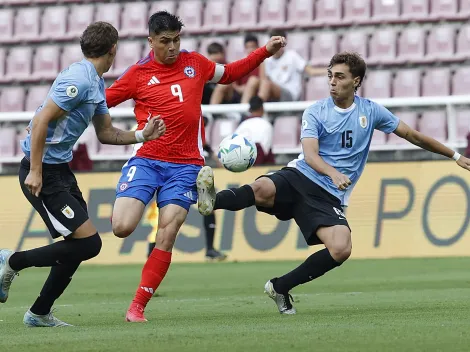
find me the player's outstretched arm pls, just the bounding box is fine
[92,114,166,145]
[393,120,470,170]
[302,138,352,190]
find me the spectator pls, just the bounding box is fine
[202,42,226,105]
[210,34,265,105]
[249,29,323,102]
[234,96,274,165]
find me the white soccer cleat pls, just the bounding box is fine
[0,249,18,303]
[197,166,216,216]
[23,310,73,327]
[264,280,296,315]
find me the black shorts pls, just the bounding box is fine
[256,167,351,246]
[19,158,89,239]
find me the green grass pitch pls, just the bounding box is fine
[1,258,470,352]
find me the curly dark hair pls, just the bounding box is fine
[328,52,367,92]
[80,22,118,58]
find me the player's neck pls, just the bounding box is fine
[332,95,355,110]
[86,58,106,77]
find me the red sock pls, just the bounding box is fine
[132,248,172,308]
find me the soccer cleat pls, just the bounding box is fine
[0,249,18,303]
[23,310,72,327]
[125,302,148,323]
[205,249,227,262]
[197,166,216,216]
[264,280,296,315]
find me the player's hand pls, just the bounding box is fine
[143,116,166,141]
[330,171,352,191]
[456,155,470,171]
[266,36,287,55]
[24,170,42,197]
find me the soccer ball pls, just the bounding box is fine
[218,134,257,173]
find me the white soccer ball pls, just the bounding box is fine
[218,133,257,173]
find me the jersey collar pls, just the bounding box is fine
[332,96,357,113]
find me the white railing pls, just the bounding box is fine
[0,95,469,163]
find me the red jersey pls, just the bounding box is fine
[106,47,271,166]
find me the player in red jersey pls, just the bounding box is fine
[106,11,286,322]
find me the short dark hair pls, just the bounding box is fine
[270,29,287,38]
[328,52,367,91]
[244,34,258,46]
[249,96,264,112]
[207,42,224,55]
[80,22,119,58]
[148,11,184,36]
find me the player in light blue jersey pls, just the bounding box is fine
[197,52,470,314]
[0,22,165,327]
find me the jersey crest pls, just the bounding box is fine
[359,115,368,129]
[184,66,196,78]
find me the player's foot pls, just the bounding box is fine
[197,166,216,216]
[0,249,18,303]
[125,302,148,323]
[205,249,227,262]
[264,279,296,315]
[23,310,72,327]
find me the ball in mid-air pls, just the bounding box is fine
[218,134,257,173]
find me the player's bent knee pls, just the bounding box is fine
[251,178,276,206]
[328,238,352,263]
[73,233,102,262]
[112,221,136,239]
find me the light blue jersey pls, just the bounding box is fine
[288,96,399,206]
[21,59,109,164]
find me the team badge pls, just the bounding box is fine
[359,115,367,129]
[61,205,75,219]
[184,66,195,78]
[302,120,308,130]
[119,182,129,192]
[66,86,78,98]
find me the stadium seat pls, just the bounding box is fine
[31,0,56,3]
[396,27,426,64]
[310,32,338,67]
[149,1,177,16]
[0,48,6,84]
[393,69,421,97]
[5,47,32,82]
[39,6,68,41]
[14,7,40,42]
[15,128,28,157]
[430,0,459,20]
[368,28,398,65]
[287,32,311,61]
[0,9,14,44]
[98,123,129,155]
[177,0,203,34]
[180,37,199,52]
[272,116,300,151]
[371,0,400,23]
[108,41,143,78]
[343,0,371,25]
[95,3,121,31]
[401,0,429,21]
[456,25,470,60]
[370,130,386,146]
[76,127,99,156]
[285,0,315,29]
[339,31,368,59]
[363,70,392,98]
[455,109,470,142]
[422,68,451,97]
[0,127,17,157]
[25,85,49,112]
[0,87,25,112]
[210,119,238,152]
[32,45,60,81]
[315,0,342,26]
[66,5,95,39]
[306,75,329,101]
[452,67,470,95]
[229,0,259,32]
[226,36,246,62]
[460,0,470,19]
[257,0,287,30]
[120,2,148,37]
[425,26,456,62]
[61,44,84,71]
[419,111,447,142]
[387,112,418,144]
[4,0,30,4]
[202,0,231,32]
